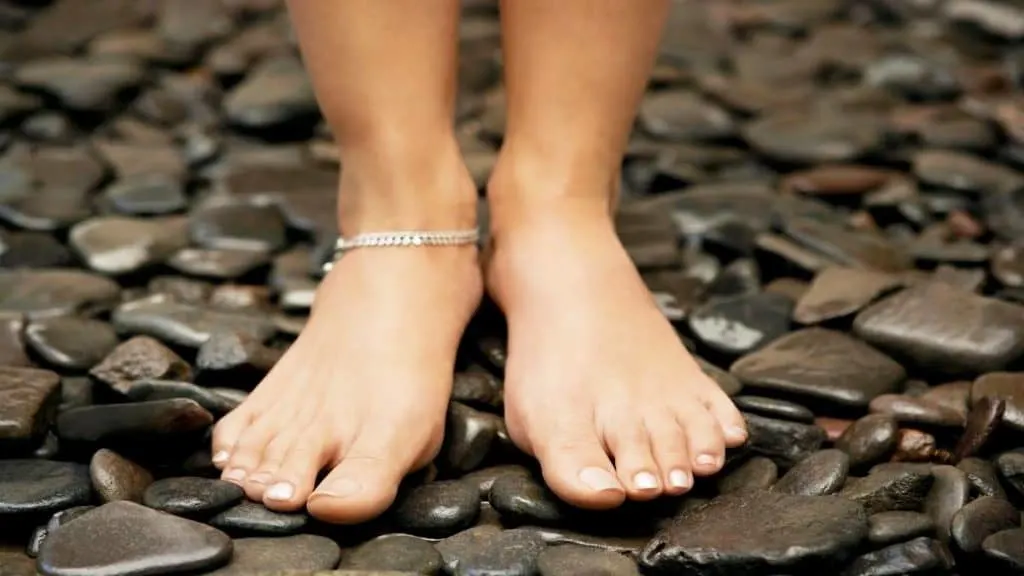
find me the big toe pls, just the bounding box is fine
[527,417,625,510]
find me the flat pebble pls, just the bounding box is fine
[142,477,244,516]
[339,534,443,574]
[391,480,480,538]
[950,495,1020,553]
[208,500,309,535]
[868,511,936,546]
[773,449,849,496]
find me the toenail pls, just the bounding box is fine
[696,454,718,467]
[212,451,230,464]
[727,426,747,441]
[669,469,692,489]
[224,468,247,483]
[265,482,295,501]
[634,471,659,490]
[578,467,621,493]
[316,477,362,499]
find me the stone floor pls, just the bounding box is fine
[1,0,1024,574]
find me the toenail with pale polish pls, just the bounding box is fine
[212,451,230,464]
[316,477,362,499]
[696,454,718,467]
[727,426,747,440]
[669,469,692,489]
[578,467,621,492]
[634,471,659,490]
[265,482,295,501]
[224,469,247,482]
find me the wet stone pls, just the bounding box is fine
[732,396,814,423]
[208,535,340,575]
[869,394,967,428]
[0,366,60,446]
[744,413,827,468]
[339,535,443,574]
[853,282,1024,378]
[209,500,308,536]
[391,480,480,538]
[842,537,953,576]
[536,545,641,576]
[442,402,500,474]
[451,371,503,411]
[37,501,232,576]
[142,477,243,517]
[951,495,1020,553]
[24,317,118,371]
[836,414,899,470]
[56,398,213,444]
[731,328,906,410]
[89,449,152,504]
[868,511,936,546]
[923,466,970,544]
[793,266,902,325]
[982,528,1024,572]
[840,468,934,515]
[955,396,1006,460]
[717,456,778,494]
[773,449,850,496]
[639,490,869,575]
[0,269,120,319]
[112,295,275,348]
[89,336,192,395]
[0,459,90,519]
[463,465,532,499]
[126,379,239,416]
[488,472,563,526]
[440,527,546,576]
[957,457,1008,500]
[103,174,187,216]
[971,372,1024,432]
[189,203,287,253]
[687,292,794,358]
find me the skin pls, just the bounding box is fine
[211,0,747,523]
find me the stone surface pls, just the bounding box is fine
[0,269,120,319]
[950,495,1020,553]
[717,456,778,494]
[56,398,213,443]
[88,336,192,394]
[773,449,849,496]
[208,500,309,535]
[923,465,970,544]
[841,537,953,576]
[0,366,61,445]
[207,535,340,575]
[839,468,934,514]
[971,372,1024,432]
[0,459,90,517]
[793,266,902,325]
[982,528,1024,572]
[488,472,564,526]
[732,395,814,423]
[24,317,119,371]
[836,414,899,470]
[537,545,641,576]
[743,413,827,468]
[339,535,443,574]
[867,511,936,546]
[143,477,244,517]
[112,295,274,348]
[391,480,480,538]
[89,448,153,503]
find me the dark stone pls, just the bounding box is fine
[339,534,443,574]
[0,460,90,517]
[24,317,118,371]
[126,380,239,416]
[957,457,1008,500]
[438,526,546,576]
[0,269,120,320]
[452,371,503,411]
[14,57,146,112]
[189,203,287,254]
[836,414,899,470]
[717,456,778,494]
[793,266,902,325]
[391,480,480,538]
[950,495,1020,553]
[955,395,1006,460]
[839,468,934,514]
[56,398,213,443]
[207,535,340,575]
[537,545,641,576]
[743,413,827,468]
[69,216,189,276]
[0,231,73,269]
[743,109,883,165]
[923,465,970,544]
[195,331,282,388]
[208,500,308,536]
[168,247,270,280]
[731,328,906,409]
[687,292,794,357]
[142,477,244,517]
[37,501,232,576]
[90,448,153,503]
[462,465,532,499]
[639,491,869,575]
[112,295,274,349]
[88,336,192,394]
[639,90,736,142]
[982,528,1024,572]
[441,402,501,474]
[732,396,814,423]
[773,449,850,496]
[841,537,953,576]
[995,449,1024,497]
[103,174,187,216]
[912,150,1023,196]
[0,366,61,446]
[971,372,1024,432]
[868,511,936,546]
[488,472,563,526]
[223,54,319,131]
[869,394,967,428]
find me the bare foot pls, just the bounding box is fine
[211,182,481,523]
[486,196,747,509]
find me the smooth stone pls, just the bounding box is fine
[69,216,188,276]
[488,473,563,526]
[0,460,90,517]
[996,449,1024,497]
[90,448,153,503]
[793,267,902,325]
[955,395,1006,460]
[189,203,287,254]
[912,149,1023,195]
[732,396,814,423]
[841,537,953,576]
[0,548,37,576]
[686,292,794,357]
[918,381,971,420]
[868,511,936,546]
[223,54,318,131]
[0,231,72,270]
[950,495,1020,553]
[168,247,270,280]
[0,366,60,444]
[982,528,1024,572]
[143,477,244,517]
[112,295,274,348]
[639,89,736,142]
[0,269,120,319]
[731,328,906,409]
[853,282,1024,378]
[743,413,827,468]
[442,402,500,474]
[462,465,532,499]
[103,174,187,216]
[717,456,778,494]
[93,140,185,181]
[126,380,239,416]
[836,414,899,469]
[536,545,641,576]
[207,535,340,575]
[451,371,503,411]
[971,372,1024,432]
[639,491,869,575]
[14,57,145,112]
[391,480,480,538]
[773,449,850,496]
[869,394,966,428]
[24,317,118,371]
[37,501,232,576]
[56,398,213,443]
[440,527,546,576]
[208,500,308,536]
[923,466,970,544]
[147,276,212,304]
[339,535,443,574]
[840,468,934,514]
[957,457,1008,499]
[743,109,883,165]
[89,336,192,394]
[532,527,647,556]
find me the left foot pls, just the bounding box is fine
[486,179,747,509]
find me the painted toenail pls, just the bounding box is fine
[224,468,247,483]
[727,426,747,441]
[696,454,718,467]
[316,477,362,499]
[578,467,621,492]
[669,469,692,489]
[212,451,230,464]
[265,482,295,501]
[634,471,659,490]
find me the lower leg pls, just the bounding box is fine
[211,0,480,524]
[489,0,747,509]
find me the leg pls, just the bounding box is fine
[488,0,747,509]
[211,0,480,523]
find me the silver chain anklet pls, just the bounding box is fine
[322,229,480,273]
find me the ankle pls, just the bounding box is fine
[337,136,478,236]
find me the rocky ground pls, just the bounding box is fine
[0,0,1023,574]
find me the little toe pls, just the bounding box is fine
[263,439,328,512]
[604,420,662,500]
[531,420,625,509]
[211,408,252,469]
[307,435,411,524]
[243,432,295,501]
[221,417,277,486]
[701,384,748,447]
[646,414,693,495]
[675,399,726,476]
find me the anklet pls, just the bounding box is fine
[323,229,480,272]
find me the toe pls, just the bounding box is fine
[531,417,625,510]
[263,437,329,512]
[603,418,662,500]
[674,398,726,476]
[211,407,252,469]
[221,416,277,486]
[645,413,693,496]
[701,385,748,447]
[243,431,294,501]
